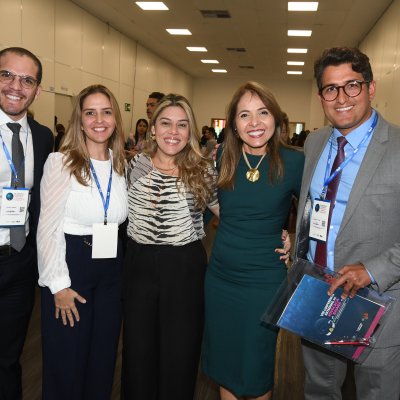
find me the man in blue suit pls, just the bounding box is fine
[0,47,53,399]
[296,47,400,400]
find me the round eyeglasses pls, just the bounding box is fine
[320,80,369,102]
[0,70,38,89]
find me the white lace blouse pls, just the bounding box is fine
[37,152,128,294]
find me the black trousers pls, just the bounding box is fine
[41,234,123,400]
[0,241,36,400]
[121,239,207,400]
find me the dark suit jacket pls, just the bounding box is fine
[295,112,400,348]
[27,117,54,243]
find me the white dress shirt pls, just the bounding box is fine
[0,109,34,245]
[37,151,128,294]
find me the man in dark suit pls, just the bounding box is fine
[146,91,164,120]
[296,47,400,400]
[0,47,53,399]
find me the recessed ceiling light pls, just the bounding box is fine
[135,2,168,10]
[201,59,219,64]
[287,61,305,66]
[226,47,246,52]
[186,47,207,52]
[287,71,303,75]
[200,10,231,19]
[166,29,192,35]
[212,69,227,73]
[288,30,312,37]
[287,48,308,53]
[288,2,318,11]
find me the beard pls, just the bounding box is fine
[0,89,37,119]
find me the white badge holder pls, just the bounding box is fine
[0,187,29,226]
[309,199,331,242]
[92,222,118,258]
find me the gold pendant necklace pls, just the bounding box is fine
[242,147,267,182]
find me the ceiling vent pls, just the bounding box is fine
[239,65,255,69]
[200,10,231,19]
[226,47,246,52]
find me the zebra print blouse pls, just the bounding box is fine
[127,153,217,246]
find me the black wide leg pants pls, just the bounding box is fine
[121,238,207,400]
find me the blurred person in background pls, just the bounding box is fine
[146,91,165,120]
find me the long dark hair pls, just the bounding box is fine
[134,118,148,144]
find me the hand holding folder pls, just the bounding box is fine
[261,259,394,363]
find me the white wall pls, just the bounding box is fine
[133,44,193,127]
[360,0,400,125]
[2,0,399,135]
[192,77,325,132]
[0,0,193,136]
[192,0,400,133]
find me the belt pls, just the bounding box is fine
[0,245,19,256]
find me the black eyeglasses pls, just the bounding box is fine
[0,70,38,89]
[319,80,369,102]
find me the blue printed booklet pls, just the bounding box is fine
[277,274,386,360]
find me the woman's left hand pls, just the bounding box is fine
[275,229,291,266]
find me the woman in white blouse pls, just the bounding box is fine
[37,85,128,400]
[122,94,219,400]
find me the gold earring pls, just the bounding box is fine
[150,132,156,140]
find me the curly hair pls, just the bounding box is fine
[60,84,126,185]
[144,93,215,209]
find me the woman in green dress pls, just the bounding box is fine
[202,81,304,400]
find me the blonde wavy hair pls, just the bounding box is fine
[218,81,287,189]
[60,84,126,185]
[144,93,214,209]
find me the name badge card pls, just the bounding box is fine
[309,199,331,242]
[92,222,118,259]
[0,187,29,226]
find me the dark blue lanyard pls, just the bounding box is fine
[320,112,378,199]
[0,130,28,188]
[89,158,113,225]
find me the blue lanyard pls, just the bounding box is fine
[320,113,378,200]
[89,156,113,225]
[0,129,28,188]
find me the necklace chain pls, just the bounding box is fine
[242,147,267,183]
[155,165,176,172]
[152,157,177,174]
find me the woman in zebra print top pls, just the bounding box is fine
[122,93,219,400]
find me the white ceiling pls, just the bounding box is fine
[72,0,393,81]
